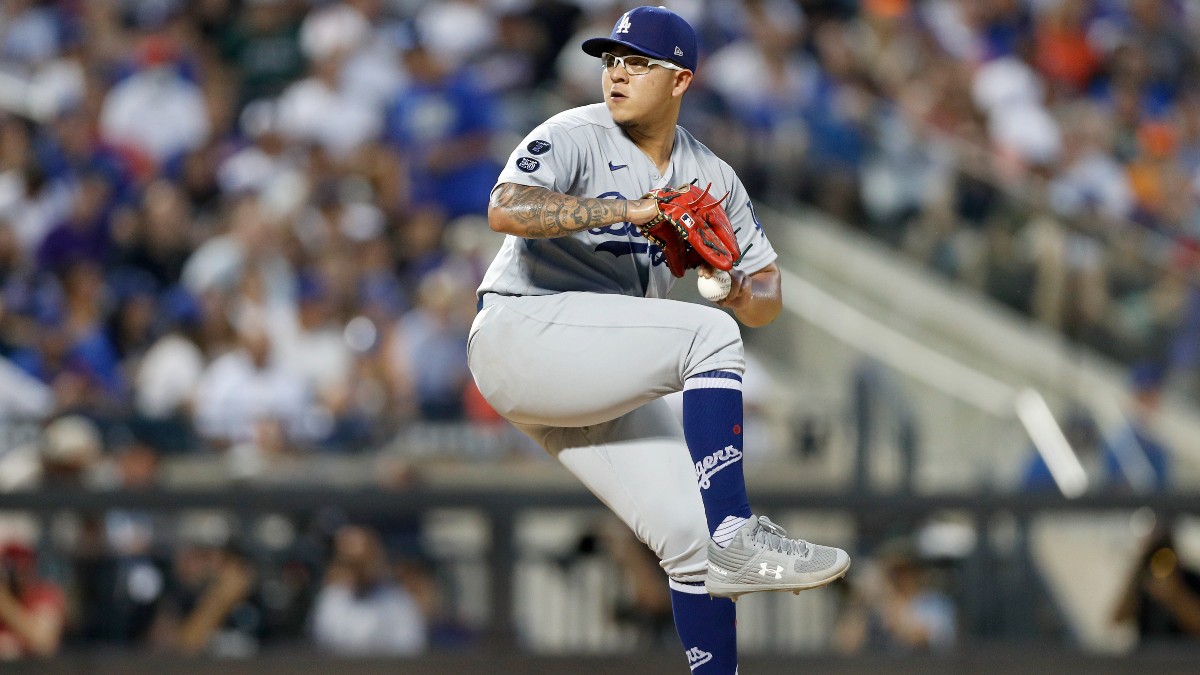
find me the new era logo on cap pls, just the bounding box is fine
[581,5,698,72]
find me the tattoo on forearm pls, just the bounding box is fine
[490,184,629,238]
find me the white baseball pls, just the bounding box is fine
[697,269,732,302]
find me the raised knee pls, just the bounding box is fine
[686,308,744,377]
[707,308,741,342]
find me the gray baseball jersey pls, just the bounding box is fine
[477,103,777,302]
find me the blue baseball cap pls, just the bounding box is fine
[582,6,697,72]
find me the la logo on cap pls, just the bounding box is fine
[615,12,632,33]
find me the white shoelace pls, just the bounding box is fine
[752,516,811,556]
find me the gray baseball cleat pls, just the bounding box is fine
[705,515,850,600]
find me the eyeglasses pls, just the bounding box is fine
[601,52,684,76]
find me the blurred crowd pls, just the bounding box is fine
[3,0,1200,659]
[0,0,554,463]
[771,0,1200,397]
[2,0,1199,460]
[0,510,450,659]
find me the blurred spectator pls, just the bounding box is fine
[383,36,501,219]
[270,273,351,417]
[1018,405,1108,494]
[35,169,115,275]
[320,0,409,111]
[192,312,310,446]
[0,356,53,419]
[254,546,318,646]
[217,99,303,199]
[1164,251,1200,399]
[414,0,496,73]
[1113,525,1200,641]
[115,180,194,289]
[290,186,384,263]
[801,19,874,219]
[554,5,621,107]
[0,414,103,492]
[390,553,462,646]
[105,269,159,369]
[1100,240,1187,368]
[972,56,1062,172]
[471,7,546,100]
[152,536,260,657]
[132,288,205,448]
[386,266,475,422]
[279,4,381,163]
[227,417,295,481]
[1033,0,1100,95]
[0,1,61,70]
[310,524,426,655]
[181,195,294,303]
[0,116,74,259]
[11,261,124,415]
[1048,102,1134,221]
[850,359,919,494]
[71,436,164,647]
[702,0,814,203]
[216,0,306,108]
[0,539,66,659]
[1019,380,1170,494]
[1107,364,1173,493]
[37,414,104,488]
[98,36,211,171]
[833,539,957,653]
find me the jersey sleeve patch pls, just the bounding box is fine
[515,157,540,173]
[526,139,552,155]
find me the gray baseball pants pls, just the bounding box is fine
[468,292,745,586]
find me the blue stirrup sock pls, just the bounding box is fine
[670,580,738,674]
[683,370,752,547]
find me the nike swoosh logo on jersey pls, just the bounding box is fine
[608,161,628,171]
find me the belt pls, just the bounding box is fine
[477,291,521,311]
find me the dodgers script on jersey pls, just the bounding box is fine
[477,103,776,302]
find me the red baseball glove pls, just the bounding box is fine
[638,183,741,278]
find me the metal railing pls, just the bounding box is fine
[2,485,1196,656]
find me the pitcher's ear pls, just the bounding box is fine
[672,69,693,96]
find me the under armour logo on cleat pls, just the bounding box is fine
[759,562,783,579]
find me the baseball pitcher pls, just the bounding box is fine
[469,7,850,672]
